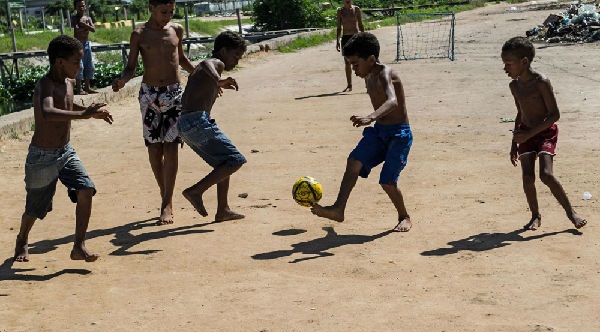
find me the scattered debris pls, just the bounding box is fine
[526,2,600,43]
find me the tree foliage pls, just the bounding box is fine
[252,0,326,31]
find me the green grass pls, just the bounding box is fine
[0,30,59,52]
[278,30,336,53]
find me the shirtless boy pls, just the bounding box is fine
[71,0,96,94]
[112,0,194,225]
[177,31,247,222]
[336,0,364,92]
[311,32,414,232]
[14,35,113,262]
[501,36,587,230]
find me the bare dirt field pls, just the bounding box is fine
[1,2,599,331]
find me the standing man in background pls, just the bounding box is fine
[336,0,364,92]
[71,0,97,94]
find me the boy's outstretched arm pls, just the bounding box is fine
[112,31,141,92]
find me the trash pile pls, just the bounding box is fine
[526,2,600,43]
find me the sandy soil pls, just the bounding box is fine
[1,3,599,331]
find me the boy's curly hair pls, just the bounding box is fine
[342,32,380,60]
[502,36,535,61]
[213,31,247,55]
[47,35,83,65]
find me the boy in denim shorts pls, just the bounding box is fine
[14,35,113,262]
[311,32,414,232]
[177,31,247,222]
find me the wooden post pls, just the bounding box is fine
[236,8,242,34]
[59,9,64,35]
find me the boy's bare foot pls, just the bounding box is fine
[342,85,352,92]
[215,208,245,222]
[157,204,174,225]
[569,213,587,229]
[182,188,208,217]
[13,236,29,262]
[310,204,344,222]
[76,90,88,95]
[70,245,99,262]
[523,214,542,230]
[392,217,412,232]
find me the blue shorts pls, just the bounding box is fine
[177,110,247,168]
[24,143,96,219]
[77,41,94,80]
[349,123,413,185]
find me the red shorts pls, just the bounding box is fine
[517,124,558,158]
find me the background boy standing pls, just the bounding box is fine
[14,35,113,263]
[71,0,96,95]
[112,0,194,225]
[311,32,414,232]
[336,0,364,92]
[177,31,247,222]
[501,36,586,230]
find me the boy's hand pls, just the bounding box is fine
[511,129,530,144]
[112,78,126,92]
[85,103,113,124]
[218,77,238,91]
[336,40,341,52]
[510,149,518,167]
[350,115,374,127]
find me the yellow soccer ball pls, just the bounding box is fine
[292,176,323,207]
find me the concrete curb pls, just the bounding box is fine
[0,29,332,140]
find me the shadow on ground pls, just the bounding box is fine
[1,216,228,281]
[421,228,582,256]
[252,226,393,263]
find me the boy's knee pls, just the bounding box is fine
[522,174,536,184]
[539,172,555,185]
[77,187,95,199]
[346,157,363,173]
[380,183,397,191]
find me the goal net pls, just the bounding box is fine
[395,12,455,61]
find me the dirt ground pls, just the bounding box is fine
[1,2,599,331]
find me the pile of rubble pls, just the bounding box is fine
[526,2,600,43]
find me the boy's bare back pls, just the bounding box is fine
[181,58,232,114]
[130,22,186,86]
[365,64,409,125]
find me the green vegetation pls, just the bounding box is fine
[278,30,336,53]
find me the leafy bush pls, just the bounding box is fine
[253,0,326,31]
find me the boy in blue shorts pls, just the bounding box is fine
[311,32,414,232]
[13,35,113,262]
[177,31,247,222]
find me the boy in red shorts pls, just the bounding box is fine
[501,36,587,230]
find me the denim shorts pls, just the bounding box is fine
[77,41,94,80]
[24,143,96,219]
[349,123,413,185]
[177,111,247,168]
